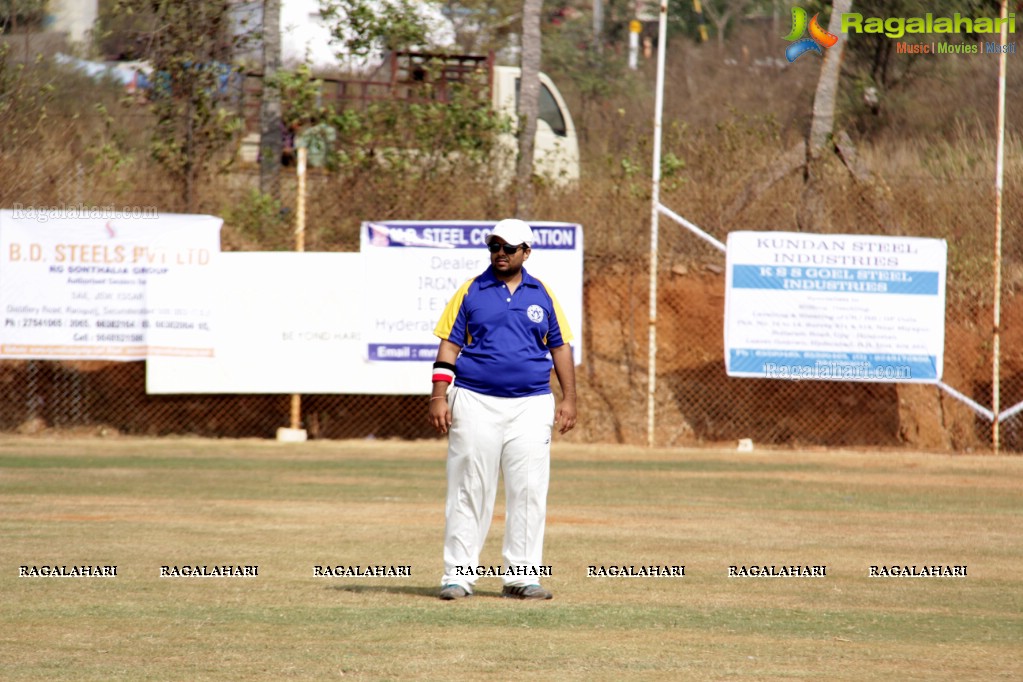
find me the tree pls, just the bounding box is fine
[260,0,282,199]
[319,0,432,65]
[0,29,54,172]
[542,1,631,149]
[434,0,521,55]
[808,0,847,156]
[113,0,248,211]
[840,0,986,124]
[701,0,753,51]
[801,0,852,230]
[261,2,506,182]
[724,0,896,233]
[515,0,541,217]
[0,0,48,32]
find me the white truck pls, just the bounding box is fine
[241,51,580,185]
[491,62,580,185]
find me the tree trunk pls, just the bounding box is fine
[186,94,196,212]
[807,0,852,157]
[729,2,894,235]
[260,0,282,199]
[800,0,853,231]
[515,0,542,218]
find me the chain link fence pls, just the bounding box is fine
[2,160,1020,451]
[2,26,1021,452]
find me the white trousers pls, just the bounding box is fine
[441,386,554,591]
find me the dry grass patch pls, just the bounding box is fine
[1,437,1020,680]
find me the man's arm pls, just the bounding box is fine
[429,339,462,434]
[550,343,577,434]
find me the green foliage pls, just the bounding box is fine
[0,0,48,30]
[85,102,135,173]
[543,10,631,103]
[661,151,686,179]
[270,0,508,177]
[267,60,508,176]
[619,156,642,177]
[0,45,54,153]
[540,4,644,170]
[269,63,334,132]
[110,0,250,210]
[662,0,713,44]
[319,0,432,60]
[94,0,152,60]
[440,0,522,54]
[347,92,509,175]
[221,188,291,249]
[374,82,509,161]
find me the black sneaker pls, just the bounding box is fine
[501,584,553,600]
[439,584,470,600]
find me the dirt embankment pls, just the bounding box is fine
[577,269,1022,452]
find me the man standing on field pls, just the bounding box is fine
[428,218,577,601]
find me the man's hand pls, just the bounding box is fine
[555,396,577,434]
[429,339,461,435]
[429,396,452,434]
[550,343,578,435]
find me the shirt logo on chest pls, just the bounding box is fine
[527,305,545,323]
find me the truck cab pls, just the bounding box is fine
[492,65,580,185]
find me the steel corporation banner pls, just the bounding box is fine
[724,231,947,382]
[0,209,221,360]
[360,221,583,366]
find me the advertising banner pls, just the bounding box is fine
[145,252,424,394]
[360,220,583,365]
[0,208,221,360]
[724,231,947,382]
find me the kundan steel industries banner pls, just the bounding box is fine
[0,209,222,360]
[360,220,583,366]
[724,231,947,382]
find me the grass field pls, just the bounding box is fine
[1,436,1020,681]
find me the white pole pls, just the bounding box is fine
[648,0,668,447]
[992,0,1008,453]
[628,20,641,70]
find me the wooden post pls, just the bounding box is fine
[291,146,307,431]
[278,145,308,442]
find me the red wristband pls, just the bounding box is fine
[432,371,454,384]
[432,363,455,384]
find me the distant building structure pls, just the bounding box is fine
[38,0,452,71]
[230,0,455,74]
[48,0,99,45]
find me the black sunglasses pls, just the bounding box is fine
[487,242,526,255]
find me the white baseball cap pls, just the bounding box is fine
[487,218,534,247]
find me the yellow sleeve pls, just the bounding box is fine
[538,279,574,345]
[433,277,475,341]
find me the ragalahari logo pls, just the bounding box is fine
[783,7,839,62]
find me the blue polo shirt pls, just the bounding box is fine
[434,266,573,398]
